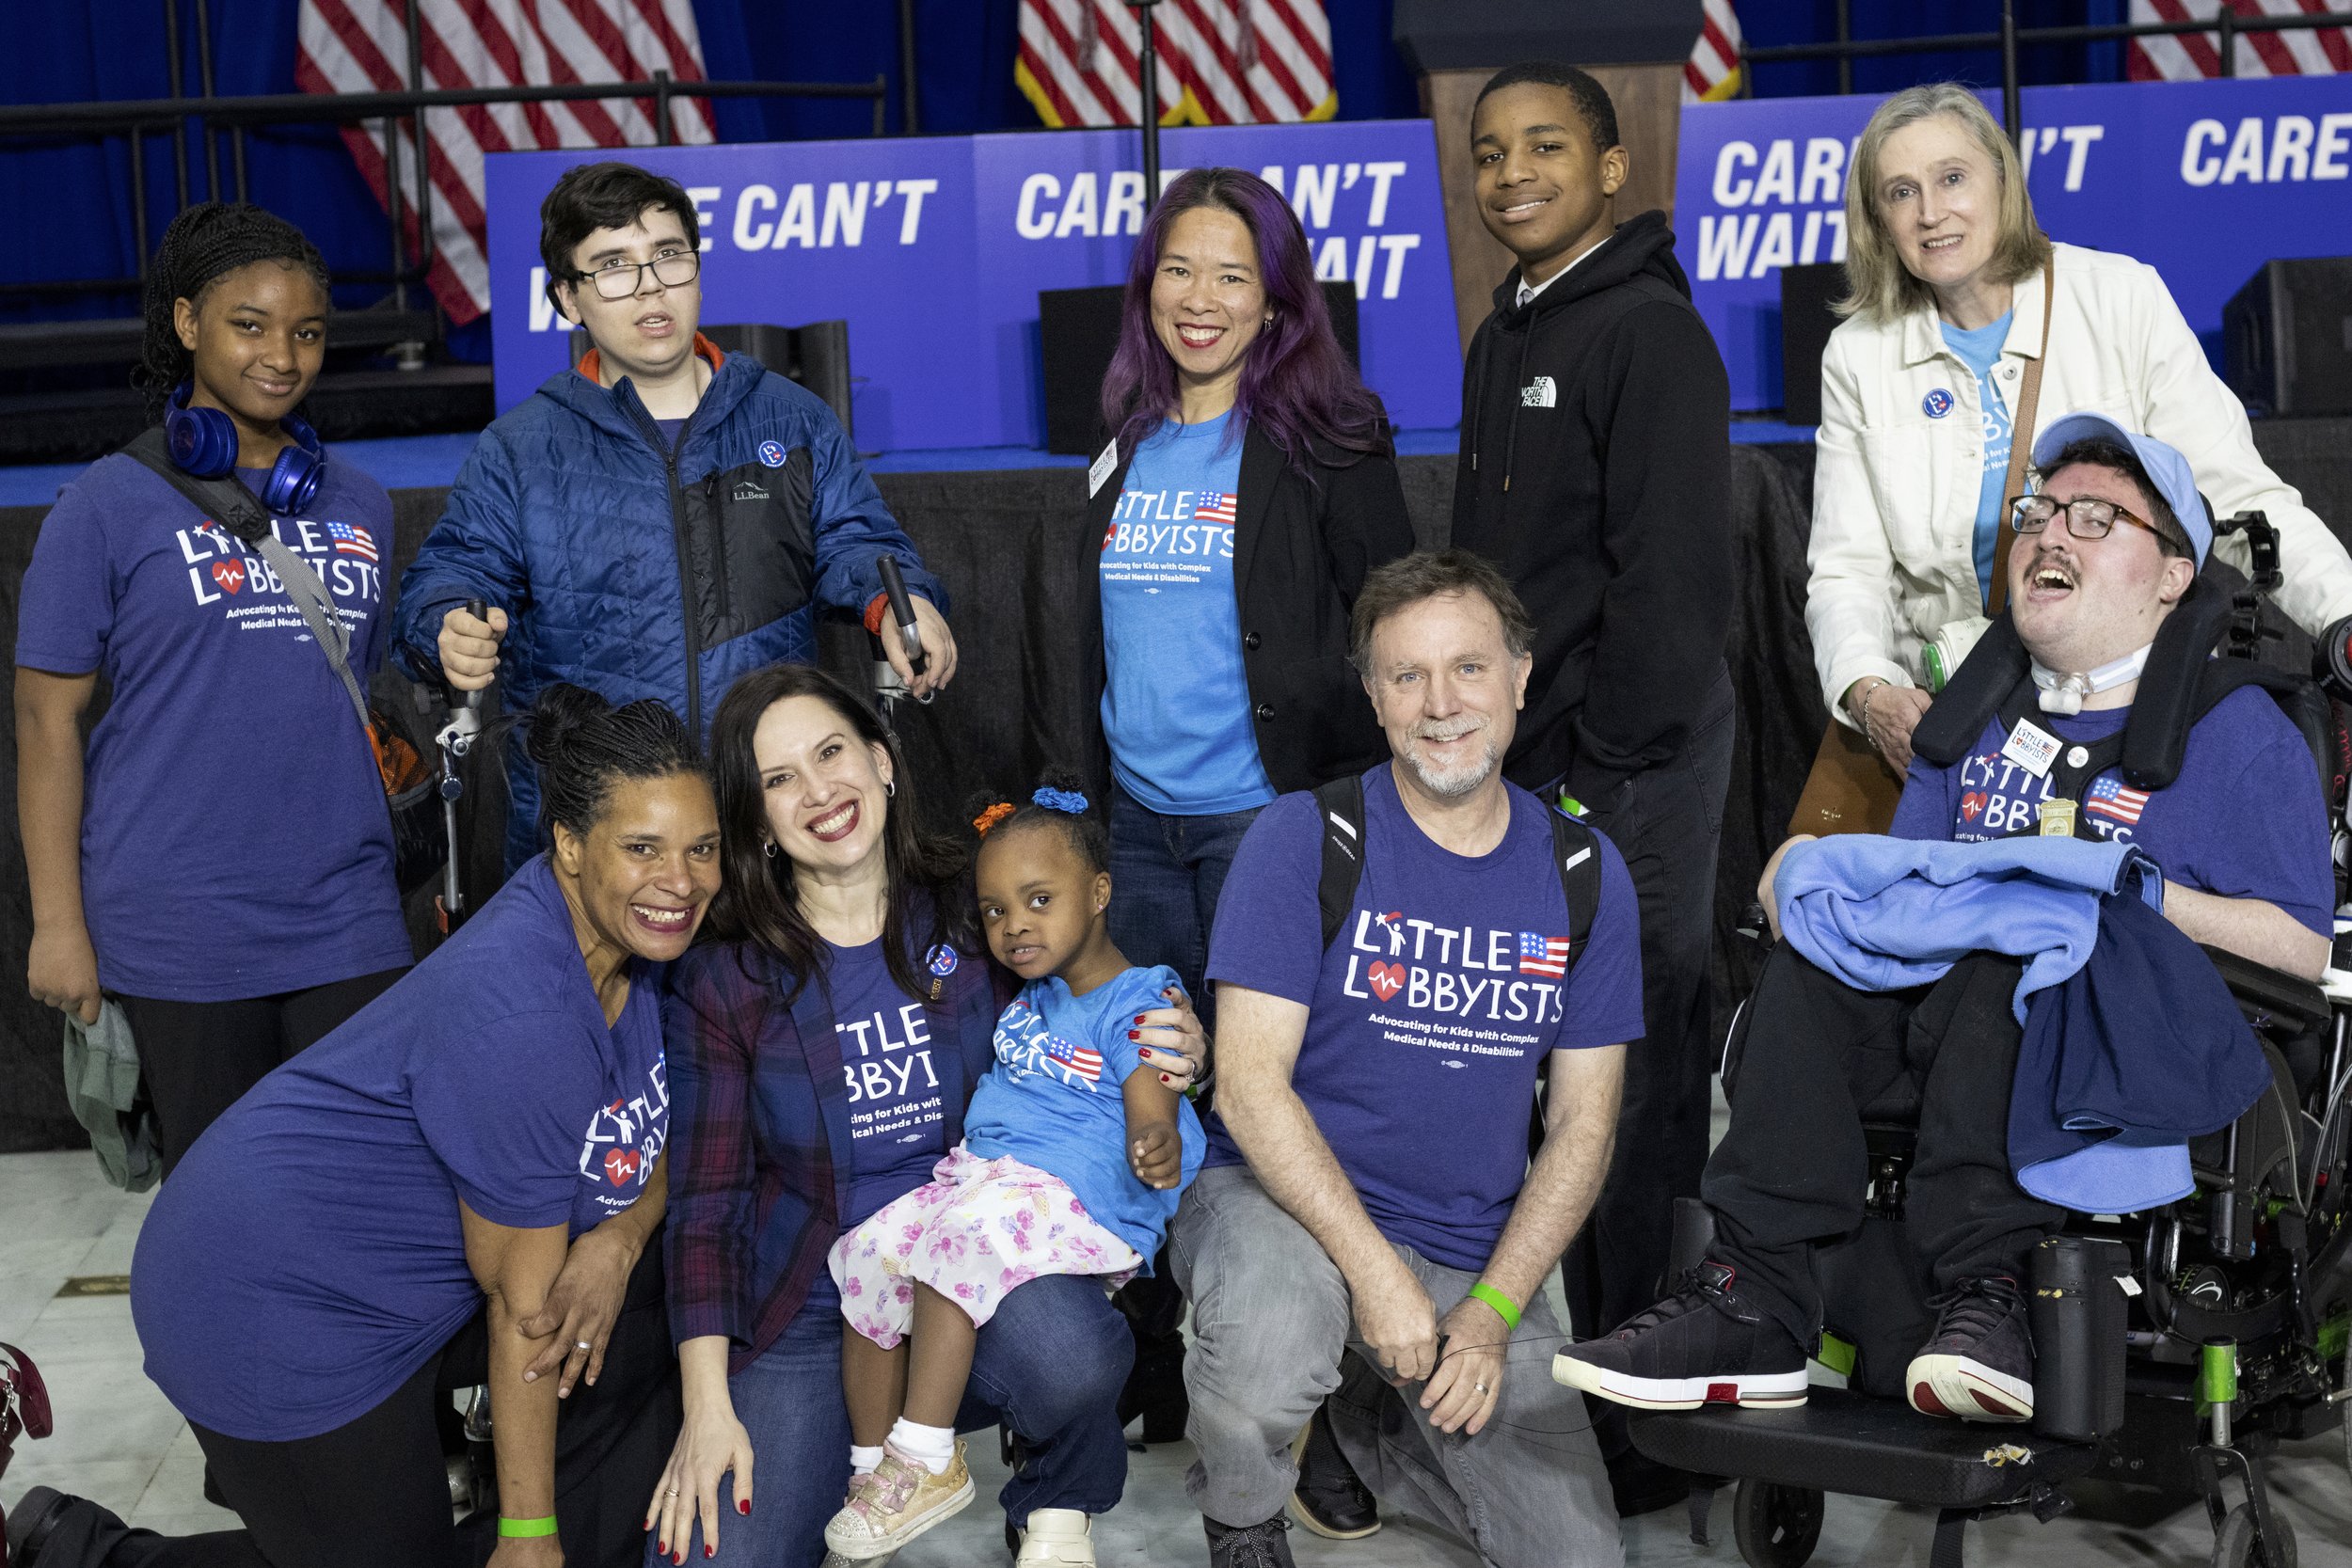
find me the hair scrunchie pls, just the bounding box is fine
[1032,786,1089,815]
[973,800,1017,836]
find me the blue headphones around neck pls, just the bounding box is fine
[166,381,326,515]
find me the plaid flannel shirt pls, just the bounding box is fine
[662,923,1005,1370]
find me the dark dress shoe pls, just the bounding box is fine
[5,1485,73,1567]
[1285,1403,1380,1540]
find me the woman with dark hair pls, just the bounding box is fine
[644,665,1205,1567]
[1078,165,1415,1012]
[16,201,411,1173]
[11,686,720,1568]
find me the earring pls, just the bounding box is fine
[885,778,897,798]
[763,840,777,858]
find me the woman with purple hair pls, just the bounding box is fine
[1074,166,1414,1022]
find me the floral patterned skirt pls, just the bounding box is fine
[828,1146,1142,1348]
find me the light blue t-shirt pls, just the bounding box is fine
[962,963,1205,1266]
[1942,310,2015,604]
[1099,410,1277,816]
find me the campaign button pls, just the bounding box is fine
[1922,388,1955,419]
[2065,746,2090,768]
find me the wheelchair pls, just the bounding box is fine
[1628,518,2352,1568]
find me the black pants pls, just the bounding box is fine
[1558,668,1735,1451]
[1700,947,2065,1350]
[38,1233,680,1568]
[120,967,407,1175]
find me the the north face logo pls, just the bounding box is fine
[733,480,771,503]
[1520,375,1557,408]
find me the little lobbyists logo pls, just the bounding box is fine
[1337,908,1569,1023]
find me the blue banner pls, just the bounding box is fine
[485,120,1459,450]
[1676,75,2352,413]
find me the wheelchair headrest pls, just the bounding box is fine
[1913,575,2236,790]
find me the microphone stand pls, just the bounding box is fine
[1129,0,1162,207]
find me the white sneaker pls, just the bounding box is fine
[1014,1507,1096,1565]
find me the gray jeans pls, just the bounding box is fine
[1169,1164,1623,1568]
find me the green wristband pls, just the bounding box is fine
[1468,1281,1521,1330]
[498,1516,558,1539]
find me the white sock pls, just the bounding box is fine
[886,1417,956,1475]
[849,1444,884,1476]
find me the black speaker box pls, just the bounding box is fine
[1037,280,1361,457]
[2224,256,2352,418]
[1779,261,1849,427]
[570,320,854,436]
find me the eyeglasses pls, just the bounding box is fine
[571,250,700,301]
[2010,492,2168,544]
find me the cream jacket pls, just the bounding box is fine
[1804,241,2352,723]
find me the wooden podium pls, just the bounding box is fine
[1393,1,1706,353]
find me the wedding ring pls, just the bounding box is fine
[577,1340,593,1351]
[1474,1382,1490,1394]
[667,1486,681,1496]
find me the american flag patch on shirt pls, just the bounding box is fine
[327,522,377,562]
[2084,776,2150,826]
[1518,932,1572,977]
[1192,492,1237,526]
[1043,1034,1104,1083]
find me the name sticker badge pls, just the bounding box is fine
[2001,718,2062,778]
[1088,439,1119,499]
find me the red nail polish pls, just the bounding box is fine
[1160,1073,1172,1085]
[706,1546,715,1559]
[657,1544,667,1556]
[1134,1015,1146,1024]
[1128,1029,1139,1039]
[739,1499,750,1515]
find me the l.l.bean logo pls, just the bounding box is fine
[210,560,246,594]
[1365,960,1406,1002]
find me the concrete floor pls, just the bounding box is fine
[4,1148,2348,1567]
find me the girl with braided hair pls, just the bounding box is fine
[15,201,410,1173]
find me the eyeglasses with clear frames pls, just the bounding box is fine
[2009,492,2167,544]
[573,250,701,301]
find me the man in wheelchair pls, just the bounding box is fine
[1554,415,2335,1428]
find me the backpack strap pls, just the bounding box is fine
[1548,806,1602,970]
[1312,774,1368,953]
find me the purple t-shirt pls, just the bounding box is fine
[15,451,409,1000]
[1890,686,2333,935]
[130,857,668,1442]
[831,939,953,1227]
[1205,766,1645,1270]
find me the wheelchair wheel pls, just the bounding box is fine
[2210,1502,2296,1568]
[1732,1477,1824,1568]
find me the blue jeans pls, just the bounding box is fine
[654,1275,1135,1566]
[1106,784,1264,1019]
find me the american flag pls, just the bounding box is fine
[1043,1033,1104,1083]
[1193,491,1238,525]
[295,0,717,325]
[1016,0,1334,130]
[2085,777,2153,826]
[1518,932,1572,978]
[327,521,379,562]
[2129,0,2349,79]
[1684,0,1746,104]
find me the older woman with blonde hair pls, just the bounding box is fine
[1805,81,2352,776]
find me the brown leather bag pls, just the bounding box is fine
[1787,268,2057,837]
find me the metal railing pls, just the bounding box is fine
[0,0,890,316]
[1739,2,2352,144]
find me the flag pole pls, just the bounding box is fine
[1131,0,1161,210]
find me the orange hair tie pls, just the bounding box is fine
[973,800,1017,837]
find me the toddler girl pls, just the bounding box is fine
[821,780,1204,1560]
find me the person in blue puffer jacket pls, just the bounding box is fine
[393,161,956,872]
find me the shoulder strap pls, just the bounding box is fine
[1986,264,2056,616]
[1548,808,1602,972]
[117,429,371,736]
[1313,773,1368,952]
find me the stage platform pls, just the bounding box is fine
[0,420,1823,507]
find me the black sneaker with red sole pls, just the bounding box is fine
[1551,1261,1810,1411]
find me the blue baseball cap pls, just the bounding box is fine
[2029,412,2212,567]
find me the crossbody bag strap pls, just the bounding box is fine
[118,431,371,734]
[1986,264,2057,616]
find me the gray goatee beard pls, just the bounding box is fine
[1402,718,1498,799]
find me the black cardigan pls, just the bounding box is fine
[1068,418,1415,802]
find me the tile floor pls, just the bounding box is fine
[3,1148,2348,1566]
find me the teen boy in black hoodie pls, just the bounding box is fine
[1461,60,1733,1514]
